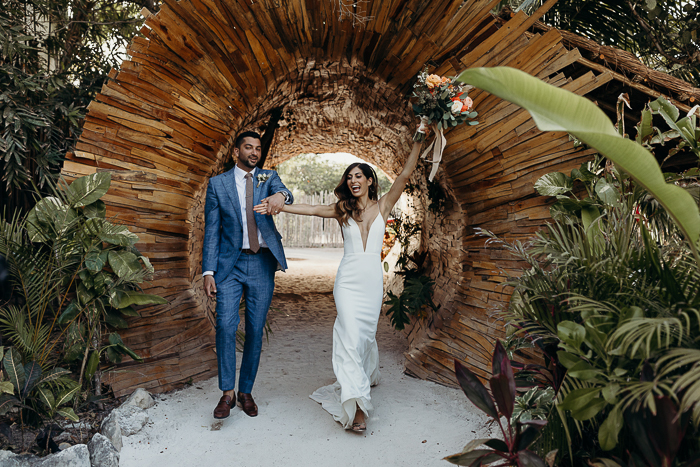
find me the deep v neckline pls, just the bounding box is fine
[350,213,382,253]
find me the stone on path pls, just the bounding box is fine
[88,433,120,467]
[121,388,155,410]
[32,444,90,467]
[114,405,149,436]
[0,450,24,467]
[100,410,123,452]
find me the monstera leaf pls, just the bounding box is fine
[457,67,700,263]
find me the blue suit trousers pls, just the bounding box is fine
[215,249,277,393]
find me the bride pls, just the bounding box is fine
[255,138,423,432]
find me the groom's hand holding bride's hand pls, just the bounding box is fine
[263,192,285,215]
[254,192,285,215]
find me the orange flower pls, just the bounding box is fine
[440,76,450,84]
[426,74,442,89]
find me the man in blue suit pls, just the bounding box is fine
[202,131,293,419]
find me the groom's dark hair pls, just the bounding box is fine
[235,131,262,149]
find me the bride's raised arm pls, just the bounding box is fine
[254,201,338,218]
[379,140,422,219]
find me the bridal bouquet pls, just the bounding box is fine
[411,68,478,180]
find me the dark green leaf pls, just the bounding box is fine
[559,387,600,412]
[3,348,25,394]
[119,306,140,317]
[83,200,106,218]
[567,360,599,380]
[21,361,41,397]
[58,300,81,324]
[599,407,623,451]
[85,249,106,273]
[85,351,99,380]
[571,397,606,420]
[0,394,20,416]
[112,290,167,309]
[104,310,128,329]
[108,250,142,278]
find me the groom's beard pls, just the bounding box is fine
[238,157,257,170]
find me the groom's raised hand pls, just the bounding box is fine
[204,275,217,298]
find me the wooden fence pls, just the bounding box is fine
[275,191,343,248]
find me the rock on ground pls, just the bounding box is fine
[88,433,119,467]
[100,410,123,452]
[121,388,155,410]
[114,405,149,436]
[31,444,90,467]
[0,450,24,467]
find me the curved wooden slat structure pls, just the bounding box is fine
[60,0,700,395]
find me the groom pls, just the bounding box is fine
[202,131,293,419]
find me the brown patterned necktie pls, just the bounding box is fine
[244,172,260,253]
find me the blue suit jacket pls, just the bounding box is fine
[202,167,293,281]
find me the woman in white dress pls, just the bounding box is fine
[255,139,422,432]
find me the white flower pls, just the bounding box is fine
[256,173,270,187]
[451,100,463,114]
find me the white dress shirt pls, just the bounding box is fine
[235,165,268,250]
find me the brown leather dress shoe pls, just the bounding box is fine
[213,394,235,419]
[237,392,258,417]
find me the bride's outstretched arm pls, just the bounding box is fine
[379,140,422,218]
[254,201,338,218]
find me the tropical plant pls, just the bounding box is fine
[0,347,79,425]
[483,163,700,462]
[384,248,439,331]
[0,172,165,403]
[0,0,145,214]
[512,387,555,423]
[454,63,700,467]
[457,67,700,265]
[445,341,554,467]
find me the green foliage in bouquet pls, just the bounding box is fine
[0,172,166,410]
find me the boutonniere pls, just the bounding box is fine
[256,173,270,188]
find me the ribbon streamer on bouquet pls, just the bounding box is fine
[421,123,447,181]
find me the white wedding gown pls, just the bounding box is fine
[310,214,384,428]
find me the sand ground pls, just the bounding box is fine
[120,248,489,467]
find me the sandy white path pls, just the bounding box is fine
[120,248,489,467]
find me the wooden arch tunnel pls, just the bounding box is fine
[61,0,700,395]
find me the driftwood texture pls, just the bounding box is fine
[60,0,700,396]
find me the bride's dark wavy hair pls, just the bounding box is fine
[334,163,379,226]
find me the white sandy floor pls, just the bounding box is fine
[120,248,489,467]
